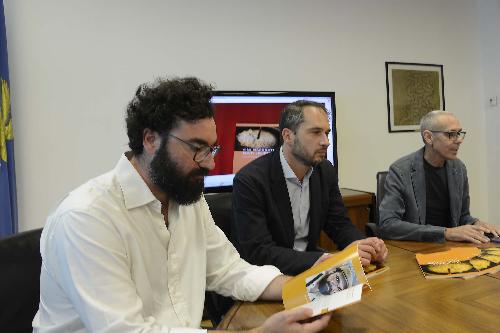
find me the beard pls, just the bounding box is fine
[291,138,323,167]
[149,138,209,205]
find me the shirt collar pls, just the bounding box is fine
[115,153,158,210]
[279,146,313,182]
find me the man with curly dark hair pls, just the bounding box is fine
[125,77,217,206]
[33,77,332,333]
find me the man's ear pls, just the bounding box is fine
[143,128,160,155]
[422,130,433,145]
[281,128,294,145]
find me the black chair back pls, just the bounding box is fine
[205,192,233,237]
[365,171,388,237]
[0,228,43,333]
[375,171,388,224]
[204,192,235,326]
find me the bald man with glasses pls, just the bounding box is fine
[379,110,499,243]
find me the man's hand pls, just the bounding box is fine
[366,237,388,263]
[444,224,491,244]
[474,220,500,238]
[350,238,388,266]
[252,307,332,333]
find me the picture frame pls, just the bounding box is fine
[385,62,445,132]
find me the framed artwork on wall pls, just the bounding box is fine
[385,62,445,132]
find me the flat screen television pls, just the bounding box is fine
[205,91,337,192]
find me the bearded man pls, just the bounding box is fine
[232,100,387,276]
[33,78,333,333]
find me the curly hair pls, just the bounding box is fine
[126,77,214,155]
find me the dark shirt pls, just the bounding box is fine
[424,158,451,227]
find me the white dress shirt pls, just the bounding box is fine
[279,147,313,251]
[33,154,281,333]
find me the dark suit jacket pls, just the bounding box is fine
[379,147,477,242]
[232,150,363,275]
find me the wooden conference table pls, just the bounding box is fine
[218,241,500,332]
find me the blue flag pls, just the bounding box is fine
[0,0,18,237]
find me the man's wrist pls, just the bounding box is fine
[444,227,451,240]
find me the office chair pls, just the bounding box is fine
[0,228,43,333]
[365,171,388,237]
[204,192,235,327]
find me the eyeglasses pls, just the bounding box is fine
[430,130,467,141]
[167,134,221,163]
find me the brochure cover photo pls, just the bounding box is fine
[416,247,500,279]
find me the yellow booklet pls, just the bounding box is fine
[282,244,377,316]
[416,247,500,279]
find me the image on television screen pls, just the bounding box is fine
[205,91,336,191]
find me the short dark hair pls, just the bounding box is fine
[126,77,214,155]
[279,100,327,133]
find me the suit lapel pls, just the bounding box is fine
[269,151,295,244]
[446,161,460,226]
[411,149,426,224]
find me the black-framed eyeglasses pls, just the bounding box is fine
[430,130,467,141]
[167,134,221,163]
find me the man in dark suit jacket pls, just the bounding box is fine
[379,110,500,243]
[232,100,387,275]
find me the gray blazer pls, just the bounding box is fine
[379,148,477,242]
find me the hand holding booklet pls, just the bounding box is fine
[282,244,387,316]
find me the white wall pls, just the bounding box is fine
[478,0,500,224]
[3,0,496,231]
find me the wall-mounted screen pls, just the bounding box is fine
[205,91,337,192]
